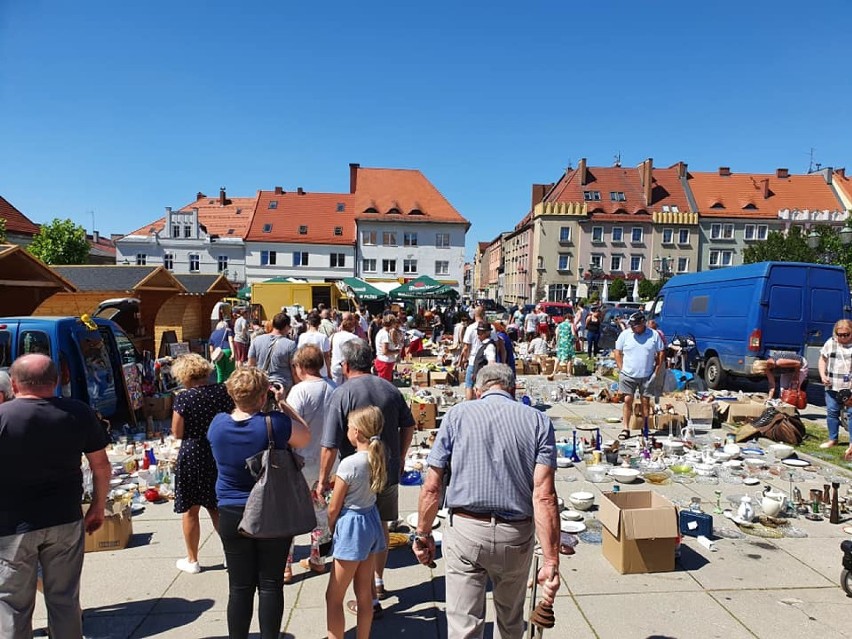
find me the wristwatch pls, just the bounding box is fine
[414,531,433,543]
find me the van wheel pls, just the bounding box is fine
[703,356,726,390]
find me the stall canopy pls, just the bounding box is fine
[237,285,251,300]
[389,275,459,300]
[338,277,387,301]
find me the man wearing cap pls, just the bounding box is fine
[413,363,560,639]
[613,312,665,440]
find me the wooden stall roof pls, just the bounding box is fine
[0,244,77,291]
[173,273,237,296]
[52,265,187,293]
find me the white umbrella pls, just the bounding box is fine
[566,284,573,301]
[602,279,609,303]
[632,278,640,302]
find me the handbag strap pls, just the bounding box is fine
[265,415,275,450]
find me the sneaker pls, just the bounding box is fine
[819,440,838,449]
[346,600,383,618]
[176,558,200,574]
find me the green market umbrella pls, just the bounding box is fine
[389,275,459,300]
[338,277,387,301]
[237,285,251,300]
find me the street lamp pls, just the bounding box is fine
[653,256,673,279]
[807,229,820,249]
[807,226,852,250]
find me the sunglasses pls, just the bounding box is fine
[837,332,851,338]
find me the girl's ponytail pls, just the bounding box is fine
[367,436,388,494]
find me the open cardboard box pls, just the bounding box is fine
[409,400,437,431]
[598,490,679,574]
[82,501,132,553]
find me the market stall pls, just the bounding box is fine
[0,244,77,315]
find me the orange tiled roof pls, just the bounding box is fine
[544,160,691,221]
[353,167,469,226]
[127,195,258,238]
[686,170,844,218]
[832,169,852,207]
[0,195,40,235]
[245,191,356,245]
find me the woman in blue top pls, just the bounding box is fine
[208,367,310,639]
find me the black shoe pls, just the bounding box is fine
[373,602,384,619]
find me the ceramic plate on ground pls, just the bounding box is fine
[560,509,584,522]
[560,521,586,534]
[782,458,810,467]
[743,477,760,486]
[406,513,439,529]
[740,448,765,456]
[605,417,621,423]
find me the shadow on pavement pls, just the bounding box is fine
[83,597,214,638]
[675,544,710,571]
[380,576,446,638]
[126,532,154,548]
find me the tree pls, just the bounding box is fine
[0,218,6,243]
[638,278,664,300]
[28,218,90,265]
[742,225,815,264]
[608,277,628,301]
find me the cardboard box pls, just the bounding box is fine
[411,370,430,387]
[538,356,555,376]
[142,394,173,421]
[526,360,541,375]
[410,400,437,430]
[83,502,132,553]
[720,401,766,424]
[429,371,457,386]
[599,490,679,574]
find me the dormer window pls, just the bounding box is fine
[671,205,679,212]
[609,192,626,202]
[742,203,758,210]
[268,201,278,209]
[583,190,601,201]
[387,208,401,215]
[262,223,272,233]
[409,209,424,215]
[299,225,308,235]
[364,207,378,214]
[227,228,235,235]
[336,203,345,212]
[710,201,725,209]
[334,226,343,236]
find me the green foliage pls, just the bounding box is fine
[743,224,852,281]
[0,218,6,243]
[608,277,628,301]
[27,218,90,265]
[638,278,664,300]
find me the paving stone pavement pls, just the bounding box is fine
[31,375,852,638]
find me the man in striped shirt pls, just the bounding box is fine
[413,364,560,638]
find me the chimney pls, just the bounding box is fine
[719,167,731,176]
[577,158,588,186]
[219,187,227,206]
[274,186,283,195]
[297,187,305,195]
[675,161,687,179]
[93,230,99,244]
[196,191,206,200]
[776,168,789,178]
[640,157,654,206]
[349,162,360,194]
[531,184,548,208]
[837,168,846,180]
[762,178,770,199]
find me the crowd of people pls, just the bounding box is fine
[4,298,852,639]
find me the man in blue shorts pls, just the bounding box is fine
[613,312,665,440]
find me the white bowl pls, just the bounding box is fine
[609,468,641,483]
[723,443,741,458]
[693,463,716,477]
[712,451,732,462]
[769,443,795,459]
[560,509,584,521]
[585,465,608,482]
[556,457,573,468]
[569,492,595,511]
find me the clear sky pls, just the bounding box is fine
[2,1,851,259]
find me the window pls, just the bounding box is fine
[662,228,674,245]
[630,255,643,272]
[548,284,572,302]
[135,253,146,266]
[590,254,603,269]
[662,205,670,212]
[559,226,571,243]
[756,224,768,240]
[299,225,308,235]
[268,200,278,209]
[631,227,644,243]
[293,251,309,267]
[330,253,345,268]
[744,224,769,241]
[403,259,417,274]
[382,231,397,246]
[262,223,272,233]
[676,257,689,273]
[361,231,376,245]
[171,224,180,238]
[183,225,192,238]
[722,223,734,239]
[217,256,228,272]
[612,227,624,243]
[591,226,604,243]
[189,253,200,272]
[403,232,418,247]
[557,254,571,271]
[609,191,626,202]
[435,232,450,248]
[163,253,174,271]
[678,229,690,244]
[362,258,377,273]
[334,226,343,236]
[610,255,623,271]
[19,330,51,357]
[260,250,277,266]
[435,260,449,275]
[583,190,601,201]
[382,259,397,273]
[709,250,733,267]
[671,205,680,213]
[537,255,544,269]
[336,202,345,212]
[711,223,734,239]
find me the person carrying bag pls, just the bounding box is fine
[207,367,311,639]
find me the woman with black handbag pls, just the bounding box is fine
[208,367,310,639]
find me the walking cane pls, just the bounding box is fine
[527,551,556,639]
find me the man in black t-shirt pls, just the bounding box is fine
[0,354,111,639]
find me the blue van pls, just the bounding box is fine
[0,316,142,425]
[649,262,851,389]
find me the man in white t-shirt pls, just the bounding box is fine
[460,307,486,400]
[232,309,250,364]
[298,312,332,378]
[524,308,539,342]
[329,313,362,384]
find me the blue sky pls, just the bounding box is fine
[1,1,851,259]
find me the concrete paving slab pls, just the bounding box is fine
[774,536,851,585]
[575,590,755,639]
[707,588,852,639]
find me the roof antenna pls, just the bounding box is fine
[613,152,622,168]
[807,148,821,174]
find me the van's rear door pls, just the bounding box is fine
[805,266,850,370]
[70,322,119,418]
